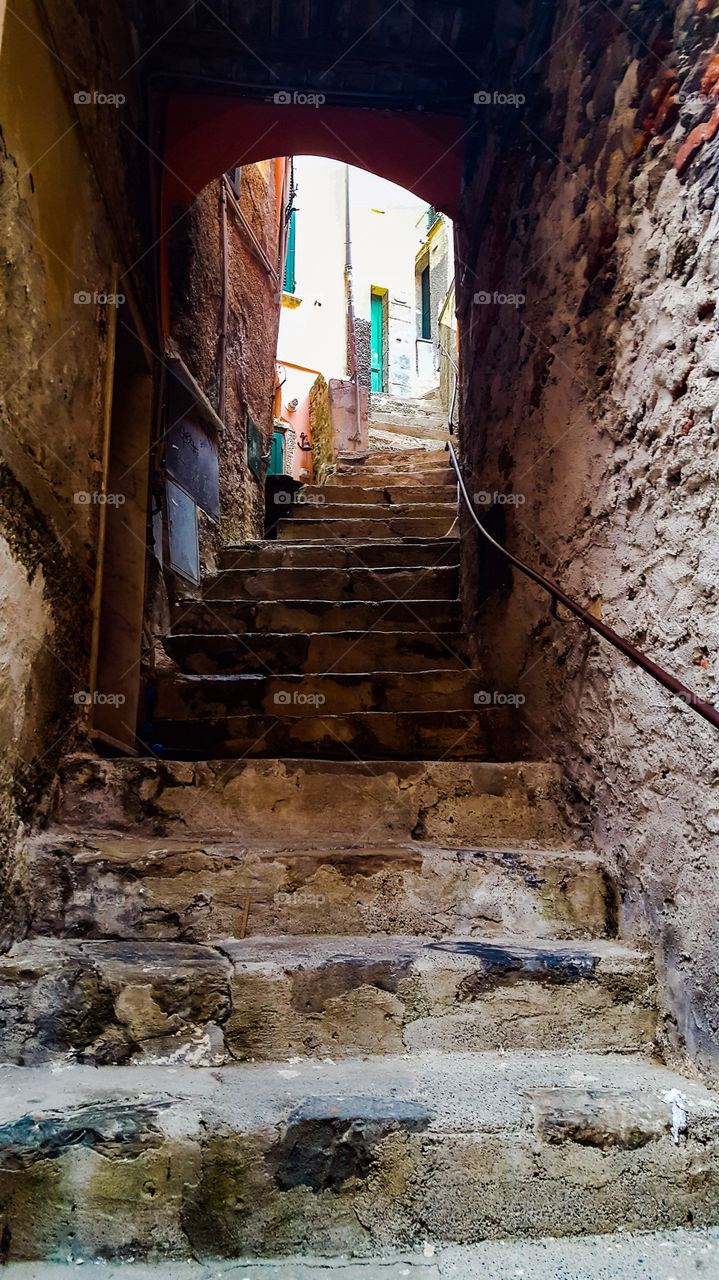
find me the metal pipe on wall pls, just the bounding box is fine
[344,164,362,443]
[218,175,229,423]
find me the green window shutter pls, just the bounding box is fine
[284,209,297,293]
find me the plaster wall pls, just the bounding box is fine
[277,157,348,381]
[0,0,148,861]
[457,0,719,1079]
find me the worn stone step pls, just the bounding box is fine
[296,484,456,505]
[277,517,457,540]
[22,835,617,943]
[0,939,231,1066]
[328,467,453,486]
[0,936,656,1065]
[222,934,658,1061]
[218,539,460,571]
[162,633,472,676]
[4,1229,719,1278]
[287,502,456,521]
[151,670,481,718]
[338,448,448,468]
[172,598,462,636]
[148,708,497,760]
[53,756,572,847]
[0,1053,716,1259]
[205,564,459,602]
[368,419,448,442]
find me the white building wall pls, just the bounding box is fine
[276,156,347,381]
[277,157,442,396]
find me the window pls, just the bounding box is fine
[427,205,441,231]
[420,265,431,340]
[283,209,297,293]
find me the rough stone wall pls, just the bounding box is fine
[168,167,283,549]
[309,375,333,476]
[457,0,719,1078]
[355,316,372,392]
[0,0,149,866]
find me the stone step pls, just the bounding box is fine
[150,670,482,718]
[287,502,456,521]
[162,633,472,676]
[217,934,658,1061]
[338,448,447,468]
[218,539,460,571]
[296,484,456,505]
[368,419,448,442]
[0,936,656,1065]
[327,467,452,487]
[205,564,459,602]
[277,517,457,540]
[0,1053,715,1259]
[5,1230,719,1278]
[148,708,498,760]
[23,835,616,943]
[172,598,462,636]
[53,756,572,846]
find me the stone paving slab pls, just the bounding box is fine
[1,1228,718,1277]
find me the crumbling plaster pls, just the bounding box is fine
[457,0,719,1077]
[0,0,149,858]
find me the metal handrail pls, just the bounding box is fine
[447,440,719,731]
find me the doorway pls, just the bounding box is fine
[370,289,386,392]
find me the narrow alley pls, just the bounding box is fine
[1,0,719,1275]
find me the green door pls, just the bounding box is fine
[370,292,384,392]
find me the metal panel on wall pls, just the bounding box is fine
[166,411,220,521]
[166,478,200,586]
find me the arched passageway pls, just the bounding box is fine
[162,96,467,217]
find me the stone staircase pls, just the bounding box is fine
[1,446,719,1264]
[150,447,501,760]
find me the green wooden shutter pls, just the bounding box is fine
[283,209,297,293]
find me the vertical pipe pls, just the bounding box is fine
[88,261,119,712]
[344,164,362,444]
[218,175,229,423]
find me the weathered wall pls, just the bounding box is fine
[458,0,719,1078]
[0,0,149,866]
[168,166,283,551]
[310,374,333,476]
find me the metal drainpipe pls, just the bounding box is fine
[344,165,362,444]
[218,175,229,423]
